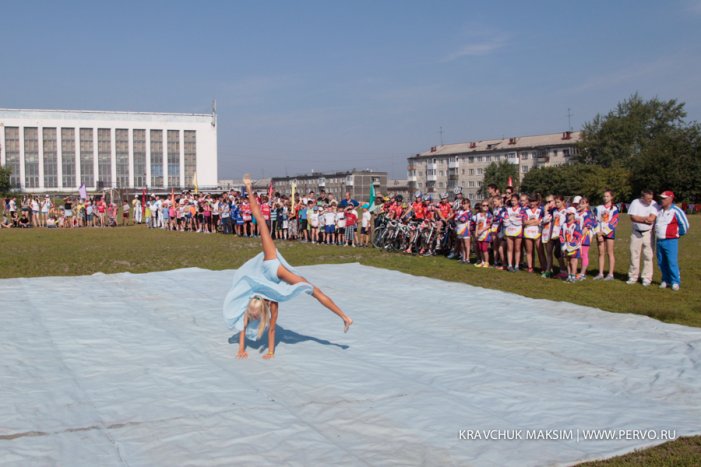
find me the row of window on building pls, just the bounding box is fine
[3,127,197,189]
[408,149,574,178]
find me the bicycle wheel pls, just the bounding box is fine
[372,228,385,248]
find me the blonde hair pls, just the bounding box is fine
[247,296,271,340]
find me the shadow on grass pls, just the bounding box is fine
[228,324,350,354]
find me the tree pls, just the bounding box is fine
[628,124,701,202]
[576,93,701,200]
[0,166,11,194]
[521,163,631,205]
[481,160,519,196]
[577,93,687,168]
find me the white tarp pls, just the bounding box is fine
[1,264,700,466]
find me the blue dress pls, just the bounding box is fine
[222,251,313,340]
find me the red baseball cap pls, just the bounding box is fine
[660,191,675,199]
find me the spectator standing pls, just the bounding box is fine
[626,190,658,286]
[655,191,689,291]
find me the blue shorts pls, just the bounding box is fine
[325,225,335,234]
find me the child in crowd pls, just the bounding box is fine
[310,205,320,244]
[473,199,493,267]
[576,197,597,280]
[490,195,506,269]
[455,198,472,263]
[345,206,357,247]
[522,195,544,273]
[361,203,372,247]
[504,194,524,272]
[546,195,568,278]
[122,200,131,226]
[594,190,619,281]
[561,207,583,283]
[324,205,336,245]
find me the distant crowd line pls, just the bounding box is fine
[1,185,691,291]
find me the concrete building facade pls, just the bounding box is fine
[272,170,386,201]
[407,131,581,200]
[0,108,217,192]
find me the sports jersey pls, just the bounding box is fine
[504,206,525,237]
[438,202,453,220]
[541,208,553,243]
[473,211,493,242]
[576,209,597,246]
[389,203,403,219]
[655,205,689,239]
[411,201,425,219]
[560,220,583,257]
[455,208,471,238]
[490,207,506,235]
[595,203,619,239]
[550,207,567,239]
[523,207,543,239]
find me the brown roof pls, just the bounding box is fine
[415,131,581,157]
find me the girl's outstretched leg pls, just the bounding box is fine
[276,265,353,332]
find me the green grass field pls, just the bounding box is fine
[1,215,699,465]
[1,216,699,326]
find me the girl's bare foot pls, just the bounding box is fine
[343,318,353,333]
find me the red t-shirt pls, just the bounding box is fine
[438,202,452,220]
[412,201,425,219]
[261,203,271,220]
[346,212,357,226]
[390,204,403,218]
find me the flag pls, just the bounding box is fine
[142,188,147,219]
[368,183,376,208]
[291,181,296,205]
[268,180,274,199]
[507,176,513,188]
[79,183,87,201]
[192,171,199,194]
[171,188,175,206]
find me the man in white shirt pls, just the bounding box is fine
[626,189,658,286]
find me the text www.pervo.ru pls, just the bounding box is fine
[458,429,677,442]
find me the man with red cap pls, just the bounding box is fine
[655,191,689,291]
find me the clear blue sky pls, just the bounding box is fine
[1,0,700,179]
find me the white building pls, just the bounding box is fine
[0,108,217,192]
[407,131,581,200]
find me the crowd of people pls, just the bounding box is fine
[2,195,129,228]
[2,185,690,290]
[372,184,689,290]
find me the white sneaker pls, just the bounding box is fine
[604,275,614,281]
[672,284,680,291]
[659,282,668,289]
[642,280,651,287]
[626,278,638,285]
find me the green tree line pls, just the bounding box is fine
[483,93,701,203]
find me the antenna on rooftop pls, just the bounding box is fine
[211,99,217,127]
[567,108,573,131]
[439,126,444,146]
